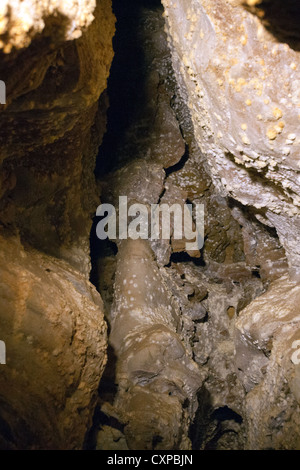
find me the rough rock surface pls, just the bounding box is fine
[160,0,300,449]
[0,232,107,449]
[0,0,115,449]
[162,0,300,280]
[236,275,300,449]
[90,2,265,450]
[92,6,203,448]
[110,239,202,450]
[90,0,300,451]
[1,0,300,452]
[0,0,115,275]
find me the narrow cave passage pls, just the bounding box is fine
[87,0,286,451]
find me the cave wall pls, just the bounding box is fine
[161,0,300,449]
[0,0,115,449]
[162,0,300,281]
[90,2,269,450]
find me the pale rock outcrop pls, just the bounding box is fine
[0,0,115,275]
[235,275,300,449]
[162,0,300,280]
[109,239,202,450]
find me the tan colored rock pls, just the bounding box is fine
[0,0,96,52]
[0,0,115,449]
[235,275,300,448]
[109,239,203,450]
[231,205,288,282]
[0,232,107,449]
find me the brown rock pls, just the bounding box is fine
[0,233,107,449]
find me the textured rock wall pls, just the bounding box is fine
[161,0,300,449]
[0,0,115,274]
[93,5,203,449]
[162,0,300,281]
[0,233,107,449]
[91,2,268,450]
[0,0,115,449]
[1,0,299,451]
[235,275,300,449]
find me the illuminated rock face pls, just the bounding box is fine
[1,0,300,451]
[161,0,300,280]
[235,275,300,449]
[110,238,203,450]
[0,0,115,449]
[160,0,300,449]
[0,0,115,275]
[0,234,107,450]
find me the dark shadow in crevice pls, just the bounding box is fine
[189,385,212,449]
[170,251,206,267]
[95,0,164,178]
[189,386,244,450]
[88,1,166,450]
[83,344,120,450]
[211,406,243,424]
[227,196,282,241]
[165,144,189,176]
[244,0,300,51]
[89,213,118,288]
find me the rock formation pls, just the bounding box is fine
[162,0,300,280]
[0,0,300,451]
[0,0,115,449]
[160,0,300,449]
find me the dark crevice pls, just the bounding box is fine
[244,0,300,50]
[170,251,206,267]
[95,0,164,179]
[87,0,267,452]
[165,144,189,176]
[211,406,243,424]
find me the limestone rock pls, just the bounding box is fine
[0,233,107,449]
[235,275,300,448]
[0,0,115,275]
[162,0,300,279]
[0,0,115,449]
[109,239,203,450]
[0,0,96,52]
